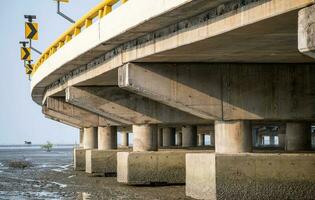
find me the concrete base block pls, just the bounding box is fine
[73,148,87,171]
[117,151,189,185]
[186,153,315,200]
[85,149,129,176]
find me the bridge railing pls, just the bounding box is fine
[32,0,128,74]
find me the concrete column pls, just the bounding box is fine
[210,133,215,146]
[158,128,163,147]
[121,131,129,147]
[182,125,197,147]
[198,134,205,146]
[258,135,263,147]
[79,128,84,148]
[175,132,182,146]
[133,124,158,151]
[83,127,98,149]
[98,126,117,150]
[215,121,252,153]
[285,122,311,151]
[278,133,285,149]
[163,127,175,147]
[270,135,275,146]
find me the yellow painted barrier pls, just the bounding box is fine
[32,0,128,74]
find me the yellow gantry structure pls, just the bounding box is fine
[32,0,128,75]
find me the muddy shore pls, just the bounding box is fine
[0,146,192,199]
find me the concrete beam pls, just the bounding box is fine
[119,63,315,121]
[43,106,92,128]
[66,86,209,125]
[46,97,119,127]
[119,63,221,120]
[44,114,80,129]
[298,4,315,59]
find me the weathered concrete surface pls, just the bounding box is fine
[198,134,205,146]
[197,125,214,134]
[186,153,315,200]
[162,127,176,147]
[44,111,81,128]
[286,122,311,151]
[85,149,130,176]
[33,0,315,105]
[120,131,129,147]
[79,129,84,148]
[46,97,119,126]
[118,63,221,120]
[175,132,182,146]
[182,125,197,147]
[119,63,315,121]
[83,127,98,149]
[66,86,208,124]
[158,128,163,147]
[33,0,239,103]
[215,121,252,153]
[133,124,158,152]
[117,151,190,185]
[73,148,88,171]
[98,126,117,150]
[298,4,315,59]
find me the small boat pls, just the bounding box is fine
[24,141,32,145]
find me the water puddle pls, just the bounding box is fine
[82,192,92,200]
[0,190,62,199]
[50,181,67,188]
[68,175,75,178]
[51,164,72,172]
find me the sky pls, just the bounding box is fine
[0,0,106,145]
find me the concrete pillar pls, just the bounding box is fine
[79,128,84,148]
[83,127,98,149]
[285,122,311,151]
[215,121,252,153]
[98,126,117,150]
[258,135,264,147]
[158,128,163,147]
[163,127,175,147]
[121,131,129,147]
[175,132,182,146]
[278,133,285,149]
[210,133,215,146]
[270,135,275,146]
[198,134,205,146]
[133,124,158,151]
[182,125,197,147]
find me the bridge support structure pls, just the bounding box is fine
[117,124,192,185]
[74,127,98,171]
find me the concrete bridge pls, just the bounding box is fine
[30,0,315,199]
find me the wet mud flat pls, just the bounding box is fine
[0,147,191,199]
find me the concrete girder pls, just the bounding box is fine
[119,62,315,121]
[298,4,315,59]
[65,86,209,125]
[43,106,91,128]
[44,113,80,129]
[46,97,120,127]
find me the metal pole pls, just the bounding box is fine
[29,39,42,55]
[57,1,75,23]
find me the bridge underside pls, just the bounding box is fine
[32,1,315,199]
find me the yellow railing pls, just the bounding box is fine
[32,0,128,75]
